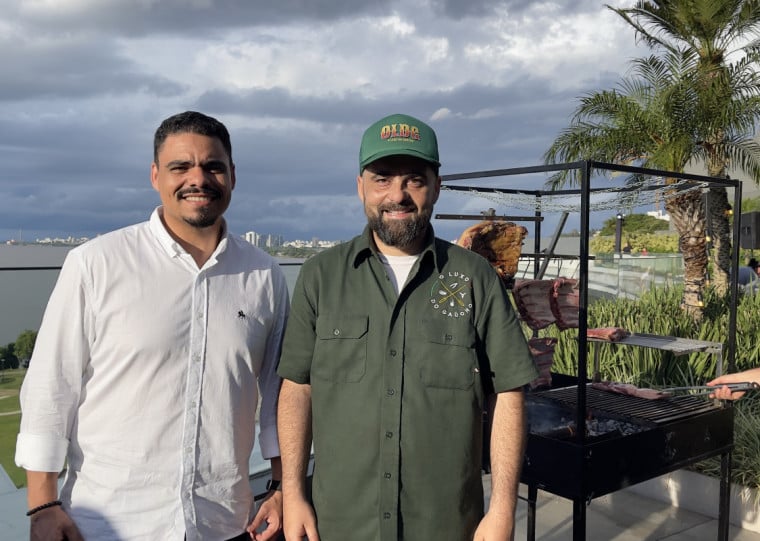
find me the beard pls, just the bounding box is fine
[183,208,218,228]
[177,187,224,228]
[366,205,432,248]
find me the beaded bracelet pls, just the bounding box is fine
[26,500,62,516]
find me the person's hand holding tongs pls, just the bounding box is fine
[659,381,760,400]
[706,367,760,400]
[684,372,760,400]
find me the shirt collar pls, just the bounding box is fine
[149,206,230,263]
[351,224,442,272]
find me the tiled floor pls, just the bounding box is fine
[4,473,760,540]
[513,487,760,540]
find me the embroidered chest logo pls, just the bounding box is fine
[430,271,473,318]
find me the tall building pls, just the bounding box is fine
[243,231,261,247]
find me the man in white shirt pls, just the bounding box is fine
[15,111,288,541]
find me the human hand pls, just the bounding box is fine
[472,510,514,541]
[247,490,283,541]
[282,495,319,541]
[707,368,760,400]
[30,505,84,541]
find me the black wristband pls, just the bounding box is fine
[266,479,281,491]
[26,500,62,516]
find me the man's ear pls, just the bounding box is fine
[357,174,365,203]
[150,162,159,192]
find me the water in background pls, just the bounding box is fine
[0,244,303,345]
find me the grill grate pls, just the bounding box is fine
[531,385,720,425]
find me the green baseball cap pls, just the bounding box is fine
[359,113,440,171]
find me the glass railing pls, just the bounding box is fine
[0,252,687,496]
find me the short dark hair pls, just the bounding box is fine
[153,111,232,165]
[749,258,759,270]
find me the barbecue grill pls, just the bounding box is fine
[435,162,742,541]
[521,372,733,541]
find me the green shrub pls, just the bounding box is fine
[590,233,680,254]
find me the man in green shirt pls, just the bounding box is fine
[277,113,537,540]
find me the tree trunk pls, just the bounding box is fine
[706,186,732,295]
[665,188,708,321]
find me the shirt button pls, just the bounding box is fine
[333,328,340,336]
[386,388,395,396]
[445,334,453,341]
[384,472,391,479]
[383,512,391,519]
[390,350,397,357]
[385,431,393,438]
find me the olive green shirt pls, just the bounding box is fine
[278,226,537,540]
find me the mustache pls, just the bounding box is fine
[176,187,221,199]
[379,203,415,213]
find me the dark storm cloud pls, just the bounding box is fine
[430,0,607,18]
[0,37,185,101]
[13,0,394,37]
[0,0,640,242]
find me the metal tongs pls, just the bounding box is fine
[659,381,760,397]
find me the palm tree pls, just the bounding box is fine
[545,52,714,318]
[609,0,760,294]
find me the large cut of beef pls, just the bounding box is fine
[456,220,527,285]
[527,336,557,389]
[512,279,557,330]
[590,381,670,400]
[587,327,630,342]
[550,277,579,329]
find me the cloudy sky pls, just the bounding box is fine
[1,0,650,244]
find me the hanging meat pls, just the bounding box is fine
[512,279,557,330]
[527,336,557,389]
[456,220,527,286]
[550,277,579,330]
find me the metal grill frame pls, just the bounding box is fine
[435,162,741,541]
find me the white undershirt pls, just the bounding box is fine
[378,252,421,294]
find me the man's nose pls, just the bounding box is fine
[386,178,407,202]
[187,165,213,185]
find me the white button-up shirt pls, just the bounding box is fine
[15,208,289,540]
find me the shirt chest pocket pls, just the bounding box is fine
[312,316,368,383]
[419,322,478,390]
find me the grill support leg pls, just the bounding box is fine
[718,450,731,541]
[573,499,586,541]
[526,484,537,541]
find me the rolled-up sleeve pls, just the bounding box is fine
[15,250,92,472]
[277,266,317,385]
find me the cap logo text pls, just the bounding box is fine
[380,124,420,141]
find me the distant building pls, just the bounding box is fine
[265,234,284,248]
[243,231,262,247]
[646,210,670,222]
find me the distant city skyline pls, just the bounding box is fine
[6,230,344,249]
